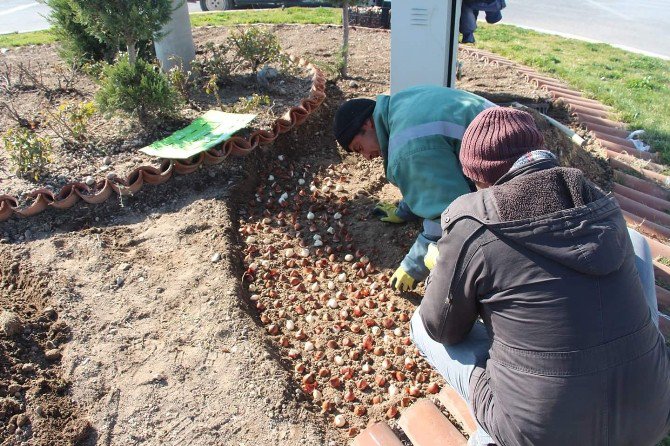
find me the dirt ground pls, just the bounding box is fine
[0,25,612,445]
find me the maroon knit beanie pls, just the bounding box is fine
[460,107,545,185]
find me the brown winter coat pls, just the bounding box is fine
[420,159,670,446]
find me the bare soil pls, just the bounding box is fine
[0,25,612,446]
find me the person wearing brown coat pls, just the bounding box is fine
[410,107,670,446]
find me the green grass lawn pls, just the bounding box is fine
[2,9,670,161]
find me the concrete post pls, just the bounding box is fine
[154,0,196,73]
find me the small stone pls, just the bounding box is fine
[103,156,112,165]
[16,414,29,427]
[0,48,8,54]
[35,405,45,417]
[349,80,359,88]
[115,277,124,287]
[84,176,95,186]
[21,363,35,373]
[8,384,21,394]
[0,311,22,336]
[211,253,222,263]
[118,263,130,271]
[45,349,61,361]
[42,307,57,319]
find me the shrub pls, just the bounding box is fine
[45,0,116,64]
[96,55,182,126]
[191,42,235,86]
[46,101,96,144]
[231,94,271,113]
[166,62,192,100]
[2,128,52,180]
[228,27,285,74]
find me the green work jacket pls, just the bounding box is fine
[372,85,494,280]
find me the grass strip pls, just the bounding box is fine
[0,7,340,48]
[0,30,56,48]
[190,6,341,27]
[474,23,670,162]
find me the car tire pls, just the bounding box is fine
[199,0,233,11]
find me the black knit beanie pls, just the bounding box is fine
[333,98,376,149]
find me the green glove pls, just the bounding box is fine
[424,243,439,271]
[389,266,416,291]
[372,201,405,224]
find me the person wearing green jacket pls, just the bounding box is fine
[333,85,494,291]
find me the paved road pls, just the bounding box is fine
[0,1,50,34]
[0,1,203,34]
[502,0,670,60]
[2,0,669,59]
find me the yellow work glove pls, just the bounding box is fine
[424,243,439,271]
[372,202,405,224]
[390,266,416,291]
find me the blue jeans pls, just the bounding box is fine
[410,228,659,446]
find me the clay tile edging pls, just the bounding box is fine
[614,170,670,201]
[0,56,326,222]
[437,386,478,435]
[398,399,467,446]
[656,286,670,312]
[582,122,630,139]
[613,183,670,213]
[623,210,670,241]
[610,158,670,186]
[351,421,404,446]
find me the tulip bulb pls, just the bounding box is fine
[386,405,398,419]
[427,382,440,394]
[334,414,346,427]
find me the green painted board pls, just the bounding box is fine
[139,110,257,159]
